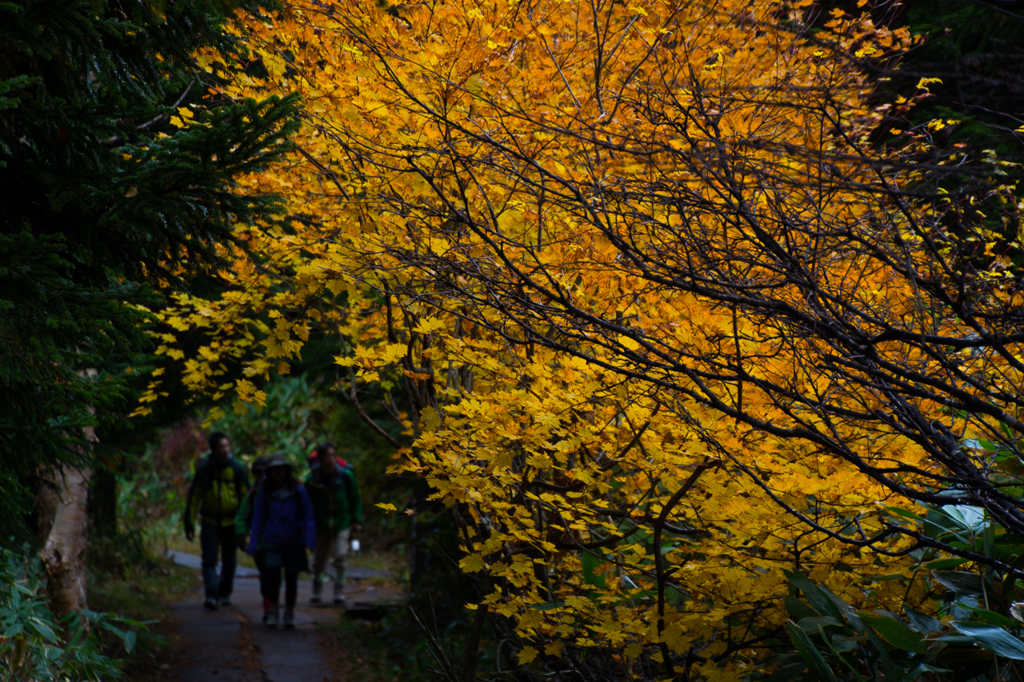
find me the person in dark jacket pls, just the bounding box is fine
[247,454,315,629]
[185,432,249,611]
[235,456,270,622]
[306,442,362,606]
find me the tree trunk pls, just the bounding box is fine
[36,367,97,620]
[36,458,93,618]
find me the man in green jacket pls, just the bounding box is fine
[185,432,249,610]
[306,442,362,606]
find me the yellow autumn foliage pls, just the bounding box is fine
[142,0,1024,677]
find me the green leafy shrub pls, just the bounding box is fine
[116,466,184,557]
[87,528,149,580]
[210,375,330,469]
[109,419,205,555]
[0,548,144,681]
[775,501,1024,682]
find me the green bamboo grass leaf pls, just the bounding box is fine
[905,607,942,635]
[785,570,846,623]
[864,628,900,682]
[797,616,843,632]
[952,622,1024,659]
[786,620,840,682]
[786,596,821,622]
[923,558,967,570]
[858,611,926,654]
[931,570,986,596]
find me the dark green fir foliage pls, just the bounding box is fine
[0,0,299,544]
[870,0,1024,272]
[895,0,1024,161]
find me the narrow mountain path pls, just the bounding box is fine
[165,551,402,682]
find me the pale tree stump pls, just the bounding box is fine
[36,369,98,620]
[37,459,93,619]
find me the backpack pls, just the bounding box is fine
[259,482,307,530]
[195,456,247,515]
[339,465,356,507]
[308,454,356,501]
[310,461,356,501]
[307,451,354,473]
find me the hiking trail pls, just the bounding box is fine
[165,551,401,682]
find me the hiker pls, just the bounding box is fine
[235,456,271,622]
[248,454,315,629]
[306,442,363,607]
[184,432,249,611]
[306,447,346,472]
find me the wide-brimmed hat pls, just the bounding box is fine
[265,453,291,470]
[251,456,271,474]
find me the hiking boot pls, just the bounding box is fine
[266,605,279,628]
[203,598,218,611]
[262,598,270,623]
[333,582,345,607]
[283,608,295,630]
[310,579,322,604]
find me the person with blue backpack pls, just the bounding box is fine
[247,453,315,629]
[306,442,363,606]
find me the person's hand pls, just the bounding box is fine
[184,524,195,542]
[237,535,248,552]
[353,523,363,533]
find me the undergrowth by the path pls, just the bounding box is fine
[324,613,437,682]
[0,545,188,682]
[87,542,199,682]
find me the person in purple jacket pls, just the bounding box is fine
[248,453,315,629]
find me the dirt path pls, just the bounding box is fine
[166,551,402,682]
[171,575,335,682]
